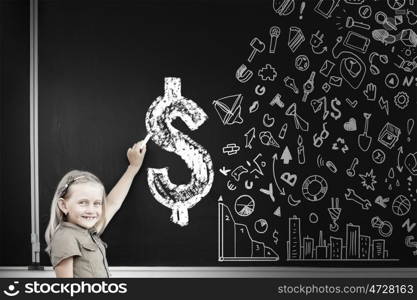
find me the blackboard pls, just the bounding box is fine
[36,0,417,267]
[0,0,32,266]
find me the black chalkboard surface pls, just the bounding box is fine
[0,0,31,266]
[38,0,417,267]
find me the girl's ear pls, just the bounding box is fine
[58,198,68,215]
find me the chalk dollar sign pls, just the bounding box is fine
[145,77,214,226]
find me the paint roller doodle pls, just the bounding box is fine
[145,78,214,226]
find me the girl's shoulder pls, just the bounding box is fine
[51,222,90,247]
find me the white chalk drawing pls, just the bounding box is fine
[385,73,399,88]
[332,137,349,153]
[392,195,411,216]
[363,83,377,101]
[343,31,370,54]
[269,26,281,53]
[369,52,388,75]
[310,30,328,54]
[285,103,310,132]
[297,135,306,164]
[313,122,330,148]
[328,197,341,232]
[402,218,417,233]
[387,0,406,10]
[249,153,266,177]
[287,194,301,207]
[345,98,358,108]
[272,0,295,16]
[219,167,230,176]
[302,175,328,202]
[288,26,305,52]
[374,195,390,208]
[344,188,372,210]
[222,143,240,156]
[234,194,255,217]
[332,36,366,89]
[227,180,237,191]
[272,153,286,196]
[407,119,414,142]
[231,165,248,182]
[270,93,285,108]
[346,157,359,177]
[218,201,279,261]
[394,91,409,109]
[309,213,319,224]
[280,146,292,165]
[371,216,393,238]
[255,85,266,96]
[359,169,377,191]
[244,127,256,149]
[258,64,277,81]
[358,113,372,152]
[405,152,417,176]
[248,37,265,62]
[397,146,404,173]
[314,0,340,19]
[212,94,243,125]
[244,180,253,190]
[320,59,335,77]
[317,155,338,173]
[378,96,390,115]
[254,219,269,234]
[295,54,310,71]
[260,183,275,202]
[284,76,299,94]
[302,71,316,102]
[329,75,343,87]
[216,0,417,264]
[249,101,259,114]
[346,16,370,30]
[278,123,288,139]
[405,236,417,256]
[371,149,386,164]
[378,122,401,149]
[358,5,372,19]
[287,216,398,261]
[344,117,357,131]
[394,54,417,73]
[263,113,275,127]
[146,78,214,226]
[259,131,280,148]
[236,64,253,83]
[281,172,297,187]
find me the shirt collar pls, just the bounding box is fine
[60,221,98,235]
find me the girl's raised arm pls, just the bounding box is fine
[97,141,146,232]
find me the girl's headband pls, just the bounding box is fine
[59,176,85,198]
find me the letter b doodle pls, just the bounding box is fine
[145,78,214,226]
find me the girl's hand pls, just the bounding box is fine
[127,140,146,172]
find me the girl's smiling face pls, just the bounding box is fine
[59,182,104,229]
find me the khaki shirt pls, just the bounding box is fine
[50,222,110,278]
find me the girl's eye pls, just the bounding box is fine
[79,201,88,205]
[94,202,102,207]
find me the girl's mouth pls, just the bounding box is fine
[82,216,96,221]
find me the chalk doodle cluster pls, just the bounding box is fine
[214,0,417,263]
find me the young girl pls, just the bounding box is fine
[45,140,146,278]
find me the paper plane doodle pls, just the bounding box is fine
[212,94,244,125]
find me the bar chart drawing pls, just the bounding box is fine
[286,215,399,261]
[218,199,279,261]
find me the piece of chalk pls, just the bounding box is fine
[140,133,152,149]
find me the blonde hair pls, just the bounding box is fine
[44,170,107,254]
